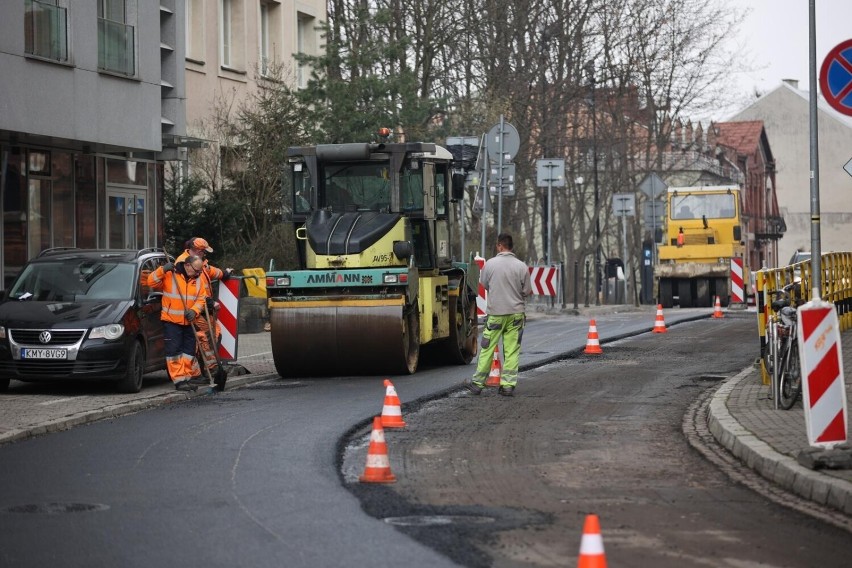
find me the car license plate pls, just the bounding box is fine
[22,348,67,359]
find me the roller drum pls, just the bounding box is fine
[270,304,418,376]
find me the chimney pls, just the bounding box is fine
[782,79,799,89]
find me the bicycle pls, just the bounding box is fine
[767,285,802,410]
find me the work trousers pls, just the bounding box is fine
[164,321,202,383]
[471,313,525,388]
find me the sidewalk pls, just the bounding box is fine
[707,328,852,515]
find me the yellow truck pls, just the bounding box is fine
[655,185,746,308]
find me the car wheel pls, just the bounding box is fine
[116,341,144,394]
[0,378,9,393]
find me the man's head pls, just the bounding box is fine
[184,255,204,278]
[496,233,513,252]
[187,237,213,256]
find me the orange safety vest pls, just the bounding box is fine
[146,265,208,325]
[176,249,224,296]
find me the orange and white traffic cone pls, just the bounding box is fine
[486,344,502,387]
[359,416,396,483]
[380,379,406,428]
[577,514,607,568]
[652,304,668,333]
[712,295,724,318]
[584,320,603,354]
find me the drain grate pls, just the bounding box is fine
[6,502,110,514]
[383,515,495,527]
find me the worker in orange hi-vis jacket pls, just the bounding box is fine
[146,255,209,391]
[176,237,234,384]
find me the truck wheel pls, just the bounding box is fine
[696,278,711,307]
[715,278,730,306]
[0,378,9,393]
[659,279,674,309]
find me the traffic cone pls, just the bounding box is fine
[652,304,668,333]
[712,295,724,318]
[380,379,406,429]
[359,416,396,483]
[584,320,603,354]
[577,514,607,568]
[486,344,502,387]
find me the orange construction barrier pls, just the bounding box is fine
[712,295,724,318]
[652,304,668,333]
[577,514,607,568]
[584,320,603,354]
[486,344,502,387]
[359,416,396,483]
[380,379,406,428]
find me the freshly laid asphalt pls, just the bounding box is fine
[1,303,850,517]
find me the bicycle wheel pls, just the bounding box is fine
[762,321,775,382]
[778,339,801,410]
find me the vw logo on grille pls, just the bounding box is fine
[39,331,52,344]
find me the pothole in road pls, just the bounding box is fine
[383,514,496,527]
[5,502,110,514]
[696,375,727,382]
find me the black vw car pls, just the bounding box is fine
[0,248,171,393]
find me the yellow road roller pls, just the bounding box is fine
[266,135,479,376]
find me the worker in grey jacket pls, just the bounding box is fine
[466,233,532,396]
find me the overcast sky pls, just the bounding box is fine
[729,0,852,99]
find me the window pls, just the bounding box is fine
[185,0,204,62]
[258,1,281,77]
[220,0,231,67]
[296,12,315,88]
[98,0,136,75]
[24,0,68,62]
[219,0,245,72]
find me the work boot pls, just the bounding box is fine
[498,385,515,397]
[464,380,484,395]
[175,380,198,392]
[188,377,209,386]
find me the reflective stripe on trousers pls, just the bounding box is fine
[472,313,525,387]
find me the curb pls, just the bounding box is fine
[707,368,852,515]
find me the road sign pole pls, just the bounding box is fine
[497,114,504,235]
[481,149,488,256]
[809,0,822,298]
[547,177,553,265]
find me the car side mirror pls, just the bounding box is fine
[451,172,465,202]
[144,291,163,304]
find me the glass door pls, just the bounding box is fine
[107,190,146,249]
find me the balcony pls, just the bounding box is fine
[98,17,135,76]
[25,0,68,62]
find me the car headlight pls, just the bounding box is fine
[90,324,125,340]
[0,326,5,339]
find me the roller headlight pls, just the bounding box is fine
[90,324,125,340]
[275,276,291,287]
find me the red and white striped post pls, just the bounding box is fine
[730,257,744,304]
[216,277,241,362]
[798,300,848,448]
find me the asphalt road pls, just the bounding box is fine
[0,308,762,568]
[342,316,852,567]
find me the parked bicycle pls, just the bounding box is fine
[765,284,803,409]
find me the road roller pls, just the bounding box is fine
[266,134,479,376]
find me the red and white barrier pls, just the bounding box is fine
[217,277,241,362]
[731,257,744,304]
[528,266,559,297]
[798,300,848,448]
[474,256,487,319]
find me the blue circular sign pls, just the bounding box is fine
[820,39,852,117]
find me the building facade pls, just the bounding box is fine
[0,0,187,288]
[183,0,325,154]
[731,80,852,264]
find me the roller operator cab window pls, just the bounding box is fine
[323,162,392,212]
[671,193,736,220]
[292,163,312,215]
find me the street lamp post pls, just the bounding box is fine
[587,62,601,306]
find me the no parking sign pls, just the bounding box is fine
[820,39,852,117]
